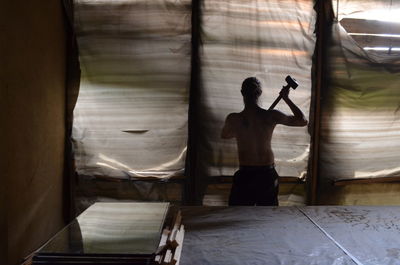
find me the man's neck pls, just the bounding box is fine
[244,102,259,110]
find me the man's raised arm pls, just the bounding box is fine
[272,87,308,127]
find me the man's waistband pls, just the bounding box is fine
[239,164,275,170]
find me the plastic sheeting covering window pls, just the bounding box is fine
[199,0,316,178]
[72,0,191,179]
[320,0,400,181]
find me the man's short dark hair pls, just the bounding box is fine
[241,77,262,102]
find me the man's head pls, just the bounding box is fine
[241,77,262,105]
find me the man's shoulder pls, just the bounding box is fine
[258,108,283,123]
[226,112,241,120]
[260,108,284,116]
[258,108,276,116]
[225,112,244,126]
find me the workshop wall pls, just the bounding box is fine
[0,1,67,264]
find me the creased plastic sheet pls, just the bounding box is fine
[319,0,400,181]
[199,0,316,179]
[180,207,354,265]
[72,0,191,179]
[301,206,400,265]
[181,206,400,265]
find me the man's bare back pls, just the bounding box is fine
[221,107,275,166]
[221,77,307,206]
[221,88,307,166]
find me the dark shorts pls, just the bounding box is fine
[228,165,279,206]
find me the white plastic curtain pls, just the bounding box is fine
[72,0,191,179]
[319,0,400,181]
[72,0,316,183]
[198,0,316,178]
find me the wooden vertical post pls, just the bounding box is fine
[184,0,202,205]
[61,0,81,221]
[308,0,334,205]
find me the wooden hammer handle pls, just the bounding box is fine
[268,85,290,110]
[268,95,282,110]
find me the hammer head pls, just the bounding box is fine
[285,75,298,89]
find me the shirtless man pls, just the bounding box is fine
[221,77,308,206]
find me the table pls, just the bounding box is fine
[180,206,400,265]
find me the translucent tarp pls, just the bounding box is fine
[320,0,400,181]
[72,0,316,183]
[199,0,316,178]
[72,0,191,179]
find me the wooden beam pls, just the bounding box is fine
[334,176,400,186]
[184,0,202,205]
[340,18,400,35]
[350,35,400,48]
[171,225,185,265]
[209,176,305,184]
[62,0,81,223]
[89,175,185,183]
[308,0,334,205]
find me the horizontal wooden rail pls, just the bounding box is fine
[209,175,305,184]
[334,176,400,186]
[81,174,186,183]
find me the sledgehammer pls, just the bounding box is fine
[268,75,299,110]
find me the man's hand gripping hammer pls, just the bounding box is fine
[268,75,299,110]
